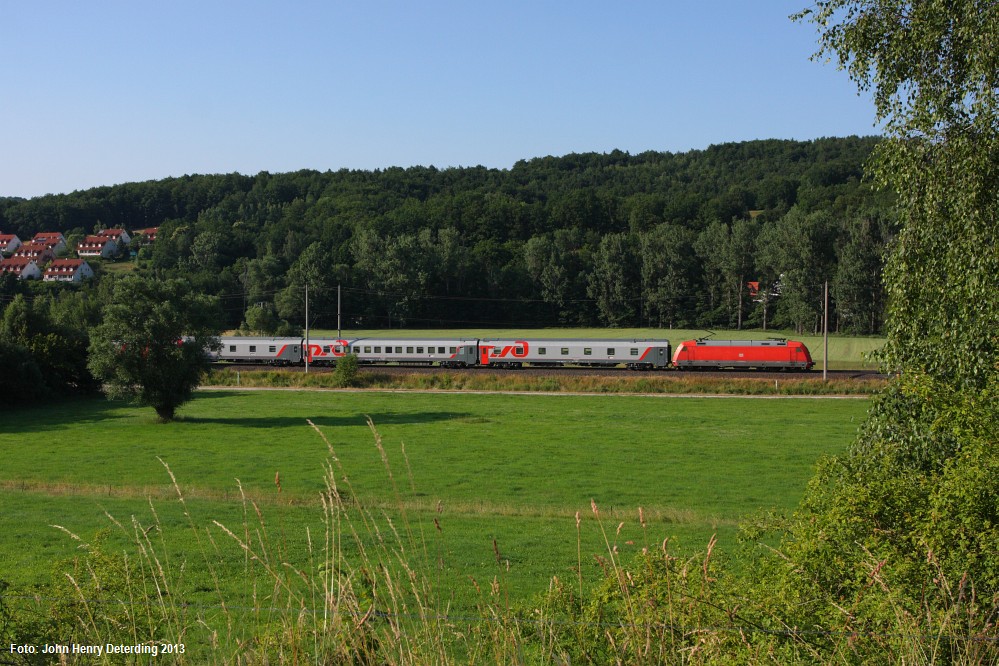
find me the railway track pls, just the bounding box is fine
[210,363,886,381]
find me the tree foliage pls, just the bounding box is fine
[1,138,893,331]
[87,277,220,421]
[0,339,46,405]
[762,0,999,651]
[332,352,360,388]
[0,290,100,402]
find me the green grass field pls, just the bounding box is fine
[301,327,885,370]
[1,390,868,619]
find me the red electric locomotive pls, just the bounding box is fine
[672,338,814,371]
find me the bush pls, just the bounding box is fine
[332,353,360,388]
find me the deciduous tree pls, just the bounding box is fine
[763,1,999,654]
[88,277,219,421]
[586,232,638,327]
[639,223,698,329]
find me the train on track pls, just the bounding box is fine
[211,336,815,371]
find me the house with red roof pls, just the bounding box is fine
[0,234,22,256]
[133,227,158,243]
[0,256,42,280]
[43,258,95,282]
[32,232,67,254]
[13,243,55,265]
[77,235,117,258]
[97,228,131,246]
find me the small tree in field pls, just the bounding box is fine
[89,277,219,421]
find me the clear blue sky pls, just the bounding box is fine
[0,1,877,199]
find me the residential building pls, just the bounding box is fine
[32,232,68,254]
[13,243,55,265]
[133,227,158,243]
[77,235,117,258]
[0,234,22,256]
[98,228,131,246]
[0,256,41,280]
[43,258,95,282]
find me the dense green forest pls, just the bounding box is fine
[0,137,892,335]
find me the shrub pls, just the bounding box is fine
[332,353,360,387]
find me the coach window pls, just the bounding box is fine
[449,346,457,353]
[364,346,371,353]
[335,345,343,354]
[322,345,331,353]
[396,347,403,353]
[269,346,276,353]
[406,346,414,354]
[249,346,256,353]
[630,348,639,356]
[438,346,446,354]
[607,348,615,356]
[229,345,236,352]
[561,348,569,356]
[417,347,424,354]
[584,348,592,356]
[515,346,525,355]
[374,346,381,353]
[538,347,547,355]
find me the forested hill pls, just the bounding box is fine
[0,136,894,333]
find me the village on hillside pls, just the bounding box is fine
[0,227,157,282]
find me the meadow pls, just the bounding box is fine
[0,389,873,662]
[1,390,867,610]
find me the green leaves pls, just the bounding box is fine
[88,276,220,421]
[777,1,999,653]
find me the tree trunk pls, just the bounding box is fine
[154,403,176,422]
[737,275,743,330]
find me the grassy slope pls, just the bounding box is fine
[0,391,868,609]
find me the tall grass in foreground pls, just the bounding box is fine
[533,532,999,664]
[4,421,995,664]
[4,419,530,663]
